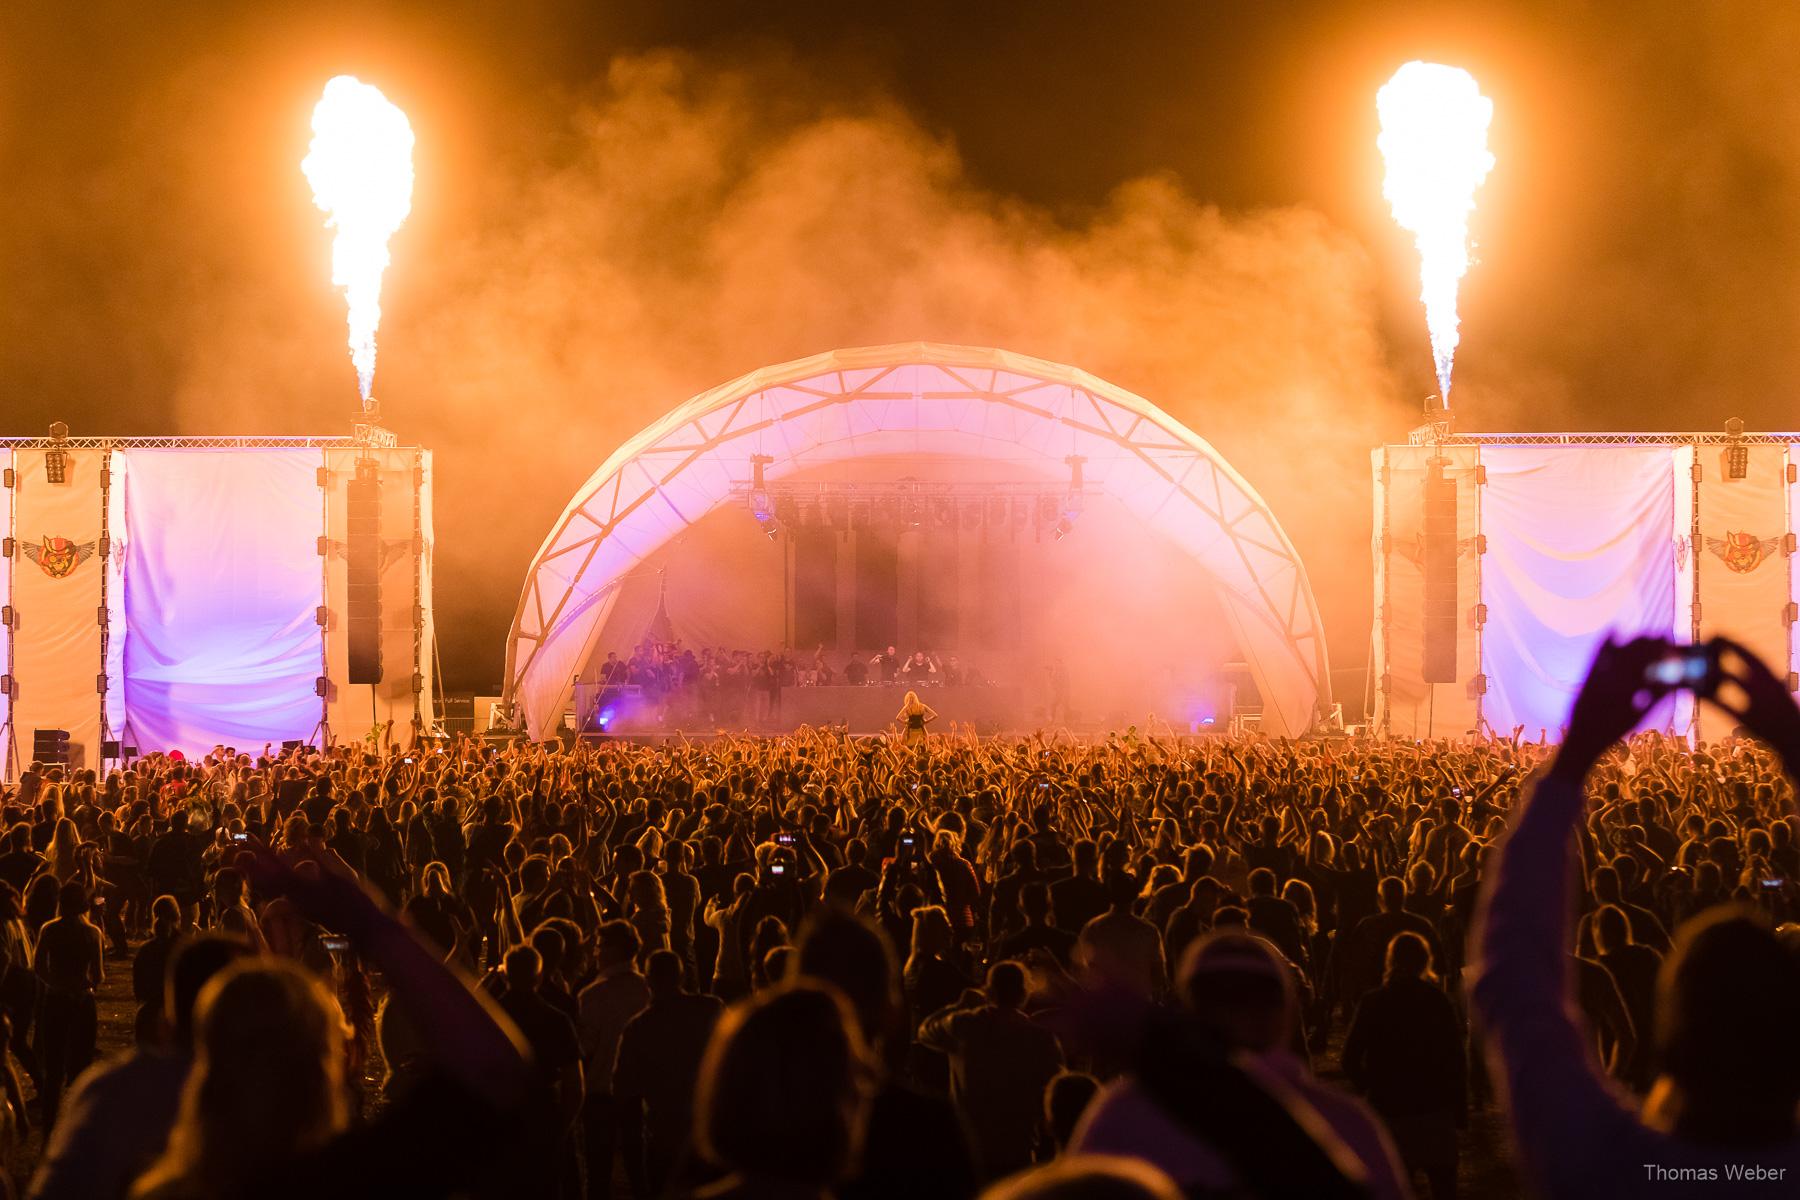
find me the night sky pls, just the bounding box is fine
[4,1,1796,692]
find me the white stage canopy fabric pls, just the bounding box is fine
[120,450,325,754]
[504,343,1332,739]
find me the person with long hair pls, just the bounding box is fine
[626,869,673,961]
[1341,931,1466,1199]
[45,820,82,886]
[894,692,939,749]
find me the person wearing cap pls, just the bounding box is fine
[1069,931,1410,1200]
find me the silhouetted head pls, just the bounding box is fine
[986,960,1027,1010]
[1176,932,1294,1052]
[1657,908,1800,1142]
[794,908,899,1044]
[694,982,867,1186]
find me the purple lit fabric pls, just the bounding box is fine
[121,450,322,754]
[1478,446,1677,738]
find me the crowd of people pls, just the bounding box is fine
[0,634,1796,1197]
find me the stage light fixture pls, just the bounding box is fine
[1063,454,1087,519]
[748,454,774,521]
[1724,417,1748,481]
[1053,516,1074,541]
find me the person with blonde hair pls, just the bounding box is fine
[895,691,939,748]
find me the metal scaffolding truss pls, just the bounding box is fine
[0,436,367,450]
[1408,429,1800,447]
[502,342,1332,739]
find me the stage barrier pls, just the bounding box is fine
[1373,435,1800,742]
[1,438,434,775]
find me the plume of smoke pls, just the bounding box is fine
[56,48,1414,692]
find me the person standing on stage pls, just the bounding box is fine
[901,651,937,685]
[895,691,939,748]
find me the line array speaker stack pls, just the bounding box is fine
[32,728,70,766]
[1421,460,1459,684]
[346,459,383,685]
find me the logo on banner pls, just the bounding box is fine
[20,535,97,579]
[1706,531,1780,575]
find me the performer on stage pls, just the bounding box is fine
[895,690,939,747]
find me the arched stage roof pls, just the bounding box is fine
[503,343,1330,737]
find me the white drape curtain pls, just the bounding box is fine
[10,450,107,769]
[0,450,11,774]
[1694,445,1791,740]
[121,450,324,754]
[1478,446,1678,739]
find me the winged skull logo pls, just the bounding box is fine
[1705,530,1781,575]
[20,535,97,579]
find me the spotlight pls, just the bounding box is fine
[759,516,781,541]
[748,454,774,520]
[1053,517,1074,541]
[1063,454,1086,520]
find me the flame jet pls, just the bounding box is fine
[302,76,415,407]
[1377,61,1495,406]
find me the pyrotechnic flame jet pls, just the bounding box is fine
[302,75,415,408]
[1377,61,1495,407]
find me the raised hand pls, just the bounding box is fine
[1553,636,1679,785]
[1709,636,1800,772]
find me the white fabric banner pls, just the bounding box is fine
[418,451,436,730]
[1373,445,1481,738]
[324,449,425,745]
[10,449,106,770]
[1,450,12,777]
[1479,446,1678,740]
[104,453,129,745]
[120,450,324,755]
[1671,446,1697,738]
[1695,445,1790,741]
